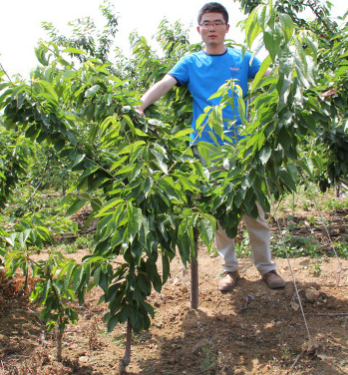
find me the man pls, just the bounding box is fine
[135,2,285,291]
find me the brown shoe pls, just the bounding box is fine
[218,270,240,291]
[262,270,285,289]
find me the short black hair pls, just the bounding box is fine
[198,2,229,25]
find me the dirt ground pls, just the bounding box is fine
[1,208,348,374]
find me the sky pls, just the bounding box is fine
[0,0,346,78]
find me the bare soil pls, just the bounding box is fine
[1,206,348,374]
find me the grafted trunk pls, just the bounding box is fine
[56,330,63,362]
[336,184,340,198]
[191,228,199,310]
[119,318,132,374]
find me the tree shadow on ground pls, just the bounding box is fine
[138,276,348,375]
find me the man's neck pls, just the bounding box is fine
[204,44,227,55]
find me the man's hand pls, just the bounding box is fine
[135,106,146,118]
[134,75,177,119]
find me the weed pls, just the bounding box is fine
[74,235,94,251]
[308,215,318,226]
[200,346,218,372]
[208,246,219,257]
[113,335,125,347]
[271,235,323,258]
[235,231,252,257]
[281,345,292,360]
[333,242,348,258]
[60,243,78,254]
[308,263,321,277]
[133,331,151,343]
[302,200,311,211]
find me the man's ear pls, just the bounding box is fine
[226,24,230,33]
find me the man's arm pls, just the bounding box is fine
[135,74,177,118]
[263,67,272,77]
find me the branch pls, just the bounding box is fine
[0,62,13,85]
[24,160,50,208]
[304,1,334,36]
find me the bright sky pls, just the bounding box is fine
[1,0,346,78]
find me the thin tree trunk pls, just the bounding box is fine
[191,228,199,310]
[336,184,340,198]
[119,318,132,374]
[56,330,63,362]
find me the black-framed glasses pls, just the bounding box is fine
[199,21,227,29]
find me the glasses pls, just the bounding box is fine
[199,21,227,29]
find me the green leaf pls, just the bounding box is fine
[107,315,119,332]
[85,85,100,97]
[63,48,87,55]
[259,146,272,165]
[279,167,296,191]
[5,233,17,247]
[264,30,281,62]
[122,114,135,135]
[73,265,84,291]
[66,199,87,217]
[64,262,76,292]
[245,7,263,48]
[161,255,170,284]
[172,128,193,139]
[127,202,142,244]
[197,217,215,247]
[39,80,58,102]
[96,198,124,217]
[278,13,293,43]
[251,55,272,92]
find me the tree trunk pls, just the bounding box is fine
[191,228,199,310]
[336,184,340,198]
[62,179,66,197]
[56,330,63,362]
[119,318,132,374]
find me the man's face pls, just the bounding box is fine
[197,12,230,47]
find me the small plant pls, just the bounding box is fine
[60,243,78,254]
[74,235,94,251]
[235,232,252,257]
[308,215,317,226]
[309,263,321,277]
[301,200,311,211]
[208,245,219,257]
[281,345,292,360]
[333,242,348,258]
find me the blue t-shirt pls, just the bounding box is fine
[168,48,261,145]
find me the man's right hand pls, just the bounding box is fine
[134,75,177,119]
[135,106,146,118]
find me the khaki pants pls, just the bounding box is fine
[216,203,275,275]
[193,147,276,275]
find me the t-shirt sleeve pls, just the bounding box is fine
[167,56,190,86]
[248,55,261,79]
